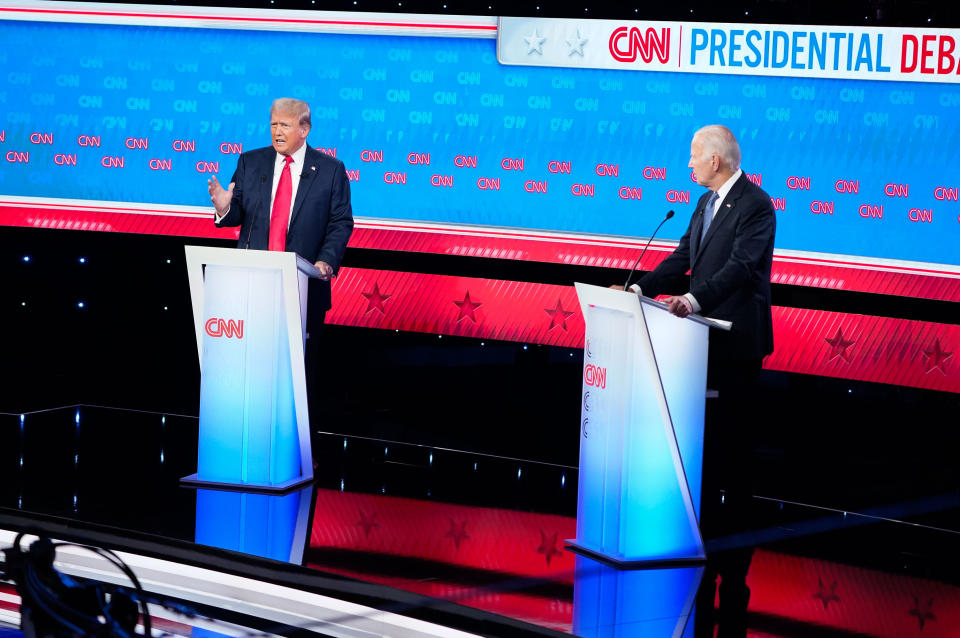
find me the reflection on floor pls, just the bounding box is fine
[0,405,959,637]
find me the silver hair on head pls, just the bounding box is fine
[694,125,741,171]
[271,97,311,129]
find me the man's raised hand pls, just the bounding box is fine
[207,175,235,216]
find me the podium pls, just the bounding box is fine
[181,246,318,493]
[567,283,730,566]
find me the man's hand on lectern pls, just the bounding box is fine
[207,175,235,216]
[609,285,624,291]
[665,295,693,318]
[314,260,334,281]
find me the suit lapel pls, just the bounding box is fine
[694,174,747,265]
[289,147,318,231]
[691,196,706,258]
[259,150,276,228]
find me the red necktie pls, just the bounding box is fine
[268,155,294,251]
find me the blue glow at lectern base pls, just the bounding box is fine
[193,486,311,638]
[194,488,309,562]
[573,555,703,637]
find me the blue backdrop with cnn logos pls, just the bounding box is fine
[1,18,957,265]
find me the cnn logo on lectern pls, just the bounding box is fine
[583,364,607,390]
[205,318,244,339]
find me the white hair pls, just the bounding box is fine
[271,98,311,129]
[694,125,741,171]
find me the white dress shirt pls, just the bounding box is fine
[214,143,308,229]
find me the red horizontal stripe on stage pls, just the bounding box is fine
[2,203,956,301]
[0,204,238,239]
[348,225,960,303]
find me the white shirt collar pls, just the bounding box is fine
[714,168,742,205]
[276,142,307,170]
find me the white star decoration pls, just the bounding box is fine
[524,29,547,55]
[566,28,588,56]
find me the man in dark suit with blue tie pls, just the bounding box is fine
[627,125,775,637]
[206,98,353,418]
[631,124,775,364]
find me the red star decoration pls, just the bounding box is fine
[922,338,952,375]
[824,327,856,362]
[812,578,840,610]
[536,529,563,565]
[445,519,470,549]
[909,596,936,630]
[361,283,391,315]
[355,510,380,538]
[453,291,482,324]
[544,299,575,332]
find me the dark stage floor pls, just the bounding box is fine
[1,404,959,637]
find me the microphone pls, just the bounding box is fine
[260,175,268,184]
[623,210,674,291]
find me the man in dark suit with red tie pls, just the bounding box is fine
[206,97,353,315]
[206,97,353,417]
[624,125,776,637]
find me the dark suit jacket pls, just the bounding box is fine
[636,172,775,362]
[216,144,354,311]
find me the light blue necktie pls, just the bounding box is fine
[700,191,719,243]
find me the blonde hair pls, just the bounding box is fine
[271,98,311,129]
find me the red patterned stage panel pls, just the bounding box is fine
[748,548,960,638]
[309,488,577,579]
[766,308,958,392]
[328,267,585,347]
[329,268,959,393]
[4,202,957,391]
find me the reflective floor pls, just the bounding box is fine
[1,405,959,637]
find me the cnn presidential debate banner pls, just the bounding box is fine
[0,4,957,392]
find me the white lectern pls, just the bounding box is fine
[567,283,730,566]
[181,246,318,493]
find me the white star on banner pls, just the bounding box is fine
[566,28,588,56]
[524,29,547,55]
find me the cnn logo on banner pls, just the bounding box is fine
[609,27,671,63]
[205,318,244,339]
